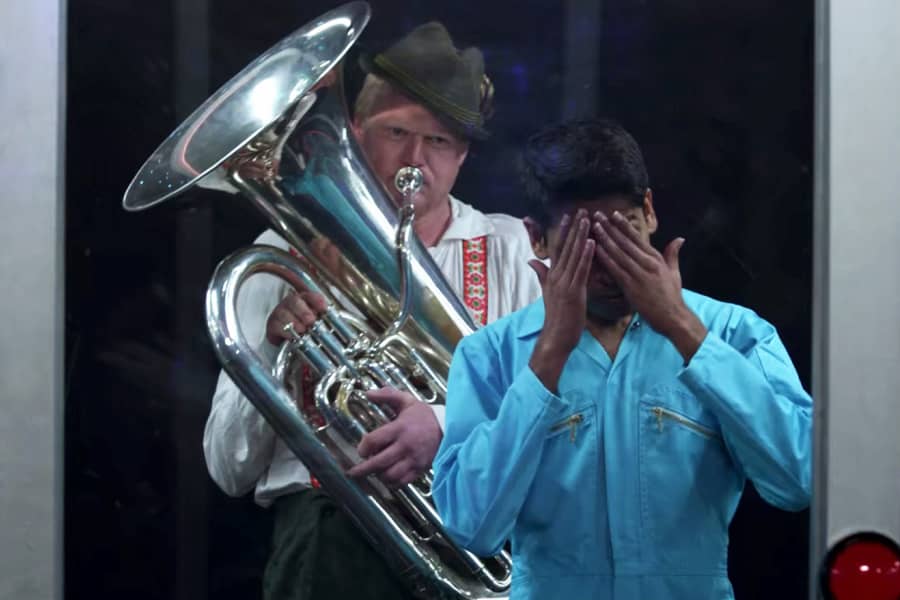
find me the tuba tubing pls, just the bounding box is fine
[206,244,510,599]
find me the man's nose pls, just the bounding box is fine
[402,135,426,166]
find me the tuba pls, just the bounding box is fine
[122,2,511,598]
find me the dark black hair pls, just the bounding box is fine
[519,117,649,227]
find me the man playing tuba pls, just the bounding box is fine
[203,21,540,599]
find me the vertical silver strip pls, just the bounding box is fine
[0,1,66,599]
[55,2,67,599]
[809,0,830,595]
[813,1,900,596]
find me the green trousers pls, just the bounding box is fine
[263,488,417,600]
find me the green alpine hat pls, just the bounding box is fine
[359,21,494,140]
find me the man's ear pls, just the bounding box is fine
[350,118,364,143]
[643,188,658,235]
[455,142,469,168]
[523,217,549,259]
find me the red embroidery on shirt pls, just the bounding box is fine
[462,236,489,326]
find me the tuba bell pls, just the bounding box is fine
[122,2,512,598]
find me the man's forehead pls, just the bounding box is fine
[365,91,461,137]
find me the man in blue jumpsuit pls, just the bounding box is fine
[432,117,812,600]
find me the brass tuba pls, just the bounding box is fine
[122,2,511,598]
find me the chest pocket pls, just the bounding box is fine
[637,383,740,566]
[516,403,599,569]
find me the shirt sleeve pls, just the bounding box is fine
[678,311,813,511]
[504,220,543,313]
[202,232,292,497]
[485,215,543,321]
[432,332,568,556]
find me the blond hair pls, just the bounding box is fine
[353,74,394,123]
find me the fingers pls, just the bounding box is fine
[265,291,328,344]
[592,217,641,278]
[349,406,440,485]
[284,292,321,326]
[381,458,419,487]
[595,212,658,271]
[663,237,685,271]
[347,439,405,478]
[552,213,575,267]
[607,211,647,246]
[265,306,309,345]
[365,387,416,414]
[561,213,591,281]
[572,237,596,288]
[592,226,631,285]
[349,429,423,487]
[300,290,328,314]
[558,210,588,267]
[553,210,592,285]
[352,455,419,488]
[355,420,398,459]
[536,209,593,294]
[528,259,549,285]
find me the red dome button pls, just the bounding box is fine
[823,532,900,600]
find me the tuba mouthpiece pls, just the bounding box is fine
[394,166,424,199]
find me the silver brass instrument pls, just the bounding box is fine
[122,2,511,598]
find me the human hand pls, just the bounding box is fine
[347,387,442,487]
[592,211,706,361]
[265,290,328,345]
[527,209,595,392]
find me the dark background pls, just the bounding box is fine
[65,0,813,598]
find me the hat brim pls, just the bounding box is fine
[358,52,490,141]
